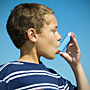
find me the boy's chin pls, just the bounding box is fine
[44,55,55,60]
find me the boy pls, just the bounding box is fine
[0,3,90,90]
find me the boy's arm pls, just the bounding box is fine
[59,32,90,90]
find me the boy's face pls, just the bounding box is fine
[36,14,61,59]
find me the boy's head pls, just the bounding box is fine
[6,3,54,49]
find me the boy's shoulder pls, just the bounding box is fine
[0,61,24,71]
[0,61,58,79]
[0,61,24,78]
[48,68,57,74]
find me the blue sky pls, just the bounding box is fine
[0,0,90,85]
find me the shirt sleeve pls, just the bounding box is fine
[48,68,77,90]
[0,81,7,90]
[59,76,77,90]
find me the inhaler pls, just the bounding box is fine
[58,32,71,52]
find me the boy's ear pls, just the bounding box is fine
[27,28,37,42]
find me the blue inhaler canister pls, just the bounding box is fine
[58,32,71,52]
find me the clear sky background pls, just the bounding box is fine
[0,0,90,86]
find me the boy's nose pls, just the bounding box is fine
[57,32,62,41]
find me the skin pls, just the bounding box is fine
[36,14,61,59]
[18,14,90,90]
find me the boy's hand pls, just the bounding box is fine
[59,32,81,67]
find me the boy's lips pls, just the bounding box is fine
[56,43,60,54]
[56,49,60,54]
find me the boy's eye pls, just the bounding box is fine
[53,30,56,32]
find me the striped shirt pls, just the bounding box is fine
[0,61,77,90]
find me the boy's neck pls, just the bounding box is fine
[18,42,40,64]
[18,55,40,64]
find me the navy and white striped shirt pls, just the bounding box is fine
[0,61,77,90]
